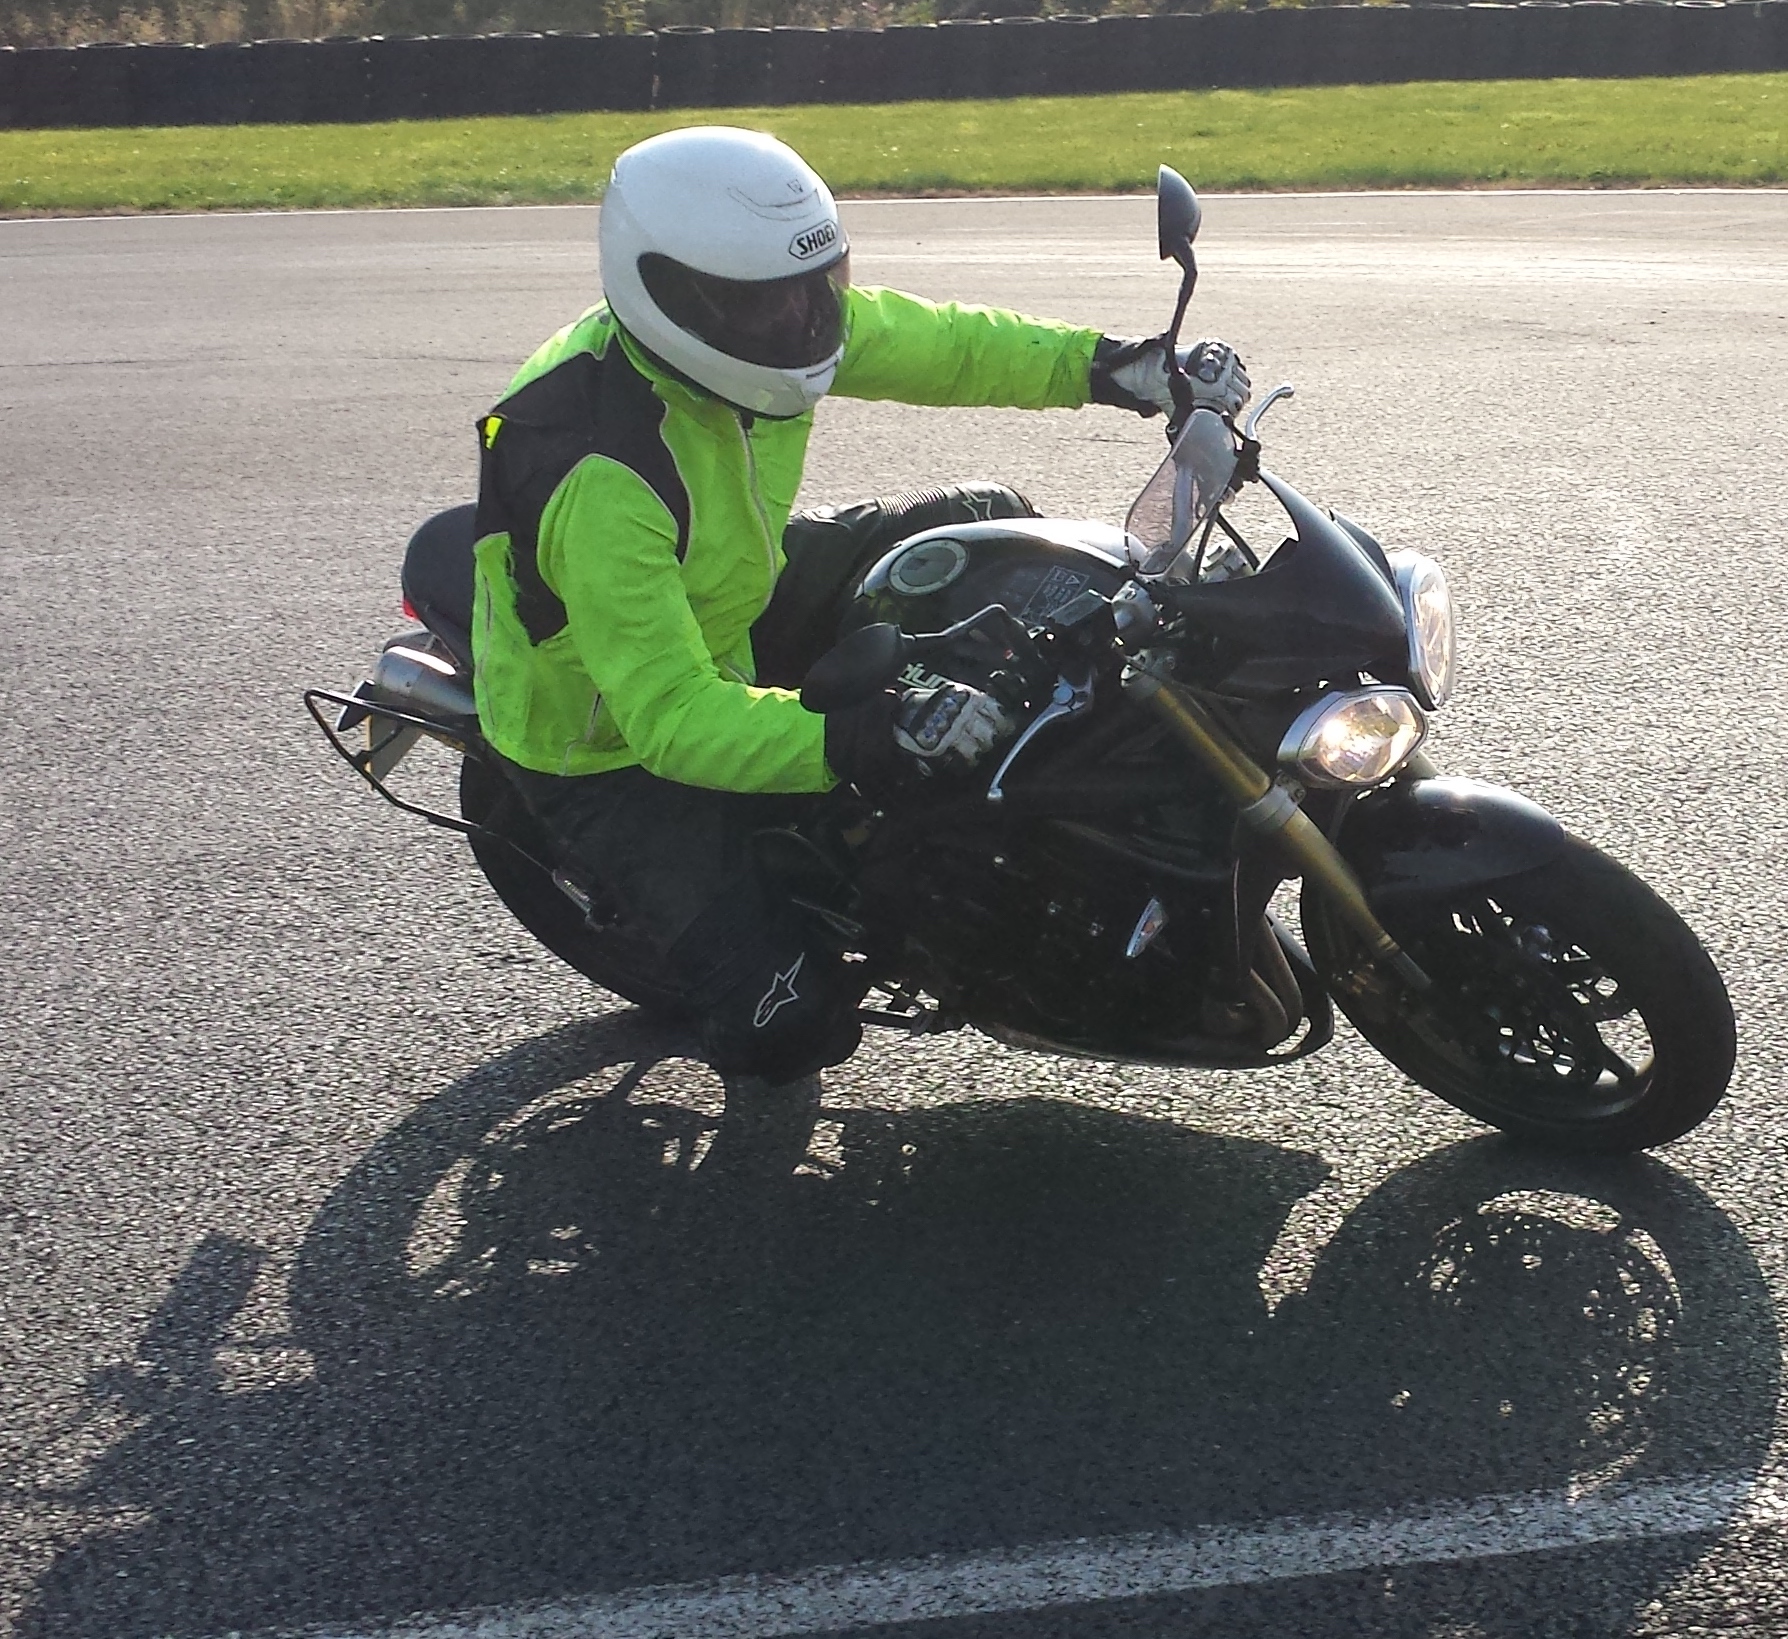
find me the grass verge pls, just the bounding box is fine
[3,73,1786,214]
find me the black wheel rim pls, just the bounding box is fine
[1398,895,1655,1125]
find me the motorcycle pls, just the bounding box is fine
[308,166,1735,1154]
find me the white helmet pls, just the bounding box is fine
[599,127,852,420]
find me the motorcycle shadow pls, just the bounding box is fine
[19,1013,1780,1639]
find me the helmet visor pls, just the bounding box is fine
[638,250,851,371]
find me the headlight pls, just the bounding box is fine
[1279,687,1429,787]
[1387,549,1456,710]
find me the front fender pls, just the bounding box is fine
[1333,777,1567,912]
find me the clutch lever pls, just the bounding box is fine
[908,602,1056,704]
[907,603,1034,662]
[986,668,1096,804]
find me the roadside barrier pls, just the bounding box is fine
[988,16,1050,97]
[304,34,371,122]
[656,24,716,109]
[4,2,1788,131]
[710,25,774,104]
[579,29,655,112]
[768,24,829,104]
[938,17,995,99]
[826,28,889,104]
[880,23,943,100]
[364,34,431,121]
[9,45,70,127]
[248,37,313,121]
[66,41,133,126]
[1461,2,1522,77]
[1041,14,1100,95]
[1083,11,1154,89]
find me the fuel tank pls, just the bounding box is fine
[848,518,1136,636]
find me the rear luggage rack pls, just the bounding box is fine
[304,629,484,837]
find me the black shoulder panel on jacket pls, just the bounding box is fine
[474,341,692,646]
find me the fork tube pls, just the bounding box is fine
[1123,669,1430,989]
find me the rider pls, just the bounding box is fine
[472,125,1250,1160]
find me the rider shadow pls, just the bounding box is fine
[19,1014,1779,1639]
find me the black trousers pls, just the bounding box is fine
[505,481,1037,1082]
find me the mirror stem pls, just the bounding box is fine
[1163,260,1198,430]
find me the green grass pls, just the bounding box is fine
[4,73,1787,213]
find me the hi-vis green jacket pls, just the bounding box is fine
[470,286,1102,791]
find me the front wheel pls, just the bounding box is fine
[1304,834,1735,1152]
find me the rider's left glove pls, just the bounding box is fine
[892,684,1014,772]
[1090,335,1252,421]
[825,683,1016,801]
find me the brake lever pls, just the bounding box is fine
[1241,382,1295,442]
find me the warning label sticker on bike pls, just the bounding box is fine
[1018,566,1092,623]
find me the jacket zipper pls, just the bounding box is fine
[577,689,605,748]
[738,412,779,619]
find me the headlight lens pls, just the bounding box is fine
[1388,549,1456,710]
[1279,687,1429,787]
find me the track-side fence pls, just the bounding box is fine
[3,3,1785,130]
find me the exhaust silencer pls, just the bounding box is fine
[369,635,477,724]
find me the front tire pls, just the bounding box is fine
[1304,834,1735,1152]
[459,756,689,1019]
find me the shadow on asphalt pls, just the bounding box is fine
[20,1013,1780,1638]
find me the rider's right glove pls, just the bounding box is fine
[1090,335,1251,421]
[824,683,1017,802]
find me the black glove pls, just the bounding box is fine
[1091,334,1252,420]
[825,683,1017,801]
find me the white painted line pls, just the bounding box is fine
[251,1471,1784,1639]
[854,246,1788,287]
[6,187,1788,229]
[846,186,1788,204]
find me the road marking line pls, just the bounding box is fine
[258,1471,1781,1639]
[7,188,1788,230]
[857,248,1788,287]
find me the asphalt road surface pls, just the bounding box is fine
[4,189,1788,1638]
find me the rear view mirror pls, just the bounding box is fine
[1155,165,1203,414]
[1157,165,1202,273]
[800,622,911,714]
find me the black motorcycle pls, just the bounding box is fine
[310,166,1735,1154]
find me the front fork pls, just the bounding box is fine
[1122,668,1432,990]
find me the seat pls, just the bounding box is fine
[400,504,478,672]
